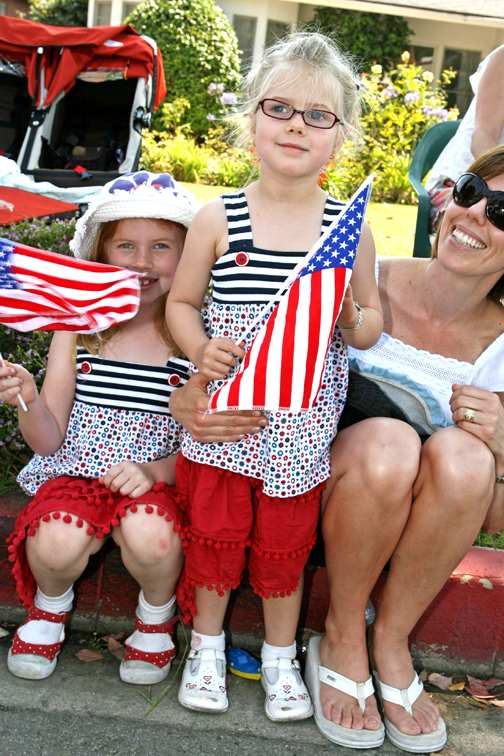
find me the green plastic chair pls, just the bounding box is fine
[408,119,461,257]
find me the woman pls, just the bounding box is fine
[170,145,504,751]
[306,145,504,752]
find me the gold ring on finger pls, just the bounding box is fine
[464,407,476,423]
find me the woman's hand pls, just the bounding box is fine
[170,372,268,443]
[99,461,155,498]
[450,384,504,462]
[0,360,38,408]
[196,338,245,381]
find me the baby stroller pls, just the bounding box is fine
[0,16,166,188]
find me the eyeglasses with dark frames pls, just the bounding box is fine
[452,173,504,232]
[258,99,341,129]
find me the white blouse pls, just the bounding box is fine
[348,261,504,434]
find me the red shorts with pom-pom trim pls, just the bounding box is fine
[175,455,323,623]
[6,475,186,609]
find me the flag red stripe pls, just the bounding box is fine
[10,243,127,274]
[224,339,255,408]
[278,278,300,409]
[251,307,280,408]
[301,270,323,409]
[14,265,136,293]
[20,282,139,308]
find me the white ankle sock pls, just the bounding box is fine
[261,640,296,662]
[34,585,74,614]
[18,585,73,646]
[261,640,297,684]
[126,592,176,655]
[137,591,176,624]
[191,629,226,652]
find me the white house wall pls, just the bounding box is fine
[87,0,504,84]
[217,1,299,69]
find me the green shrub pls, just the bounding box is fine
[309,7,412,71]
[125,0,241,138]
[0,217,75,489]
[29,0,87,26]
[140,127,258,187]
[326,57,459,204]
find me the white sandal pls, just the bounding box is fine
[261,657,313,722]
[374,672,447,753]
[178,648,228,713]
[305,636,385,749]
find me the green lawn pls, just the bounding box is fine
[180,182,417,259]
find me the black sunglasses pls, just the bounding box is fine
[258,99,341,129]
[453,173,504,232]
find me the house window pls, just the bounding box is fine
[265,20,289,49]
[442,48,481,117]
[122,1,138,20]
[233,15,257,71]
[408,45,434,72]
[94,1,112,26]
[0,3,7,14]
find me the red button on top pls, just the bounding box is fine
[235,252,249,266]
[168,374,180,386]
[81,361,92,374]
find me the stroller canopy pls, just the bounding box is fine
[0,16,166,110]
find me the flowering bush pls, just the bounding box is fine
[0,216,75,488]
[125,0,241,139]
[325,54,459,204]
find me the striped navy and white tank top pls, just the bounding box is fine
[182,189,350,498]
[210,191,345,305]
[17,349,191,495]
[75,348,190,414]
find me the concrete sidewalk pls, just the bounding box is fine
[2,488,504,677]
[0,628,503,756]
[0,635,504,756]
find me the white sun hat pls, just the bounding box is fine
[70,171,199,260]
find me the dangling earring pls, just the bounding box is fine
[250,145,260,166]
[500,295,504,307]
[318,154,334,188]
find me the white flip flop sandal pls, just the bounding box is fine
[304,636,385,749]
[374,671,447,753]
[178,648,228,713]
[261,657,314,722]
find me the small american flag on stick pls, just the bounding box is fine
[208,175,373,413]
[0,239,140,333]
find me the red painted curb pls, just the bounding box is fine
[1,490,503,670]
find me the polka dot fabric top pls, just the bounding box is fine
[17,350,190,496]
[182,191,349,498]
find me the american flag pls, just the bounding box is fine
[208,176,373,413]
[0,239,140,333]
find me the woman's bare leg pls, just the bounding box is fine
[320,419,421,731]
[373,427,494,736]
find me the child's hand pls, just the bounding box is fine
[0,361,38,407]
[336,284,360,330]
[99,462,155,498]
[197,338,246,381]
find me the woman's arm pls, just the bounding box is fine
[169,373,268,443]
[450,384,504,532]
[0,332,76,456]
[166,200,245,380]
[471,47,504,158]
[336,222,383,349]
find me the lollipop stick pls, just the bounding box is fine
[0,352,28,412]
